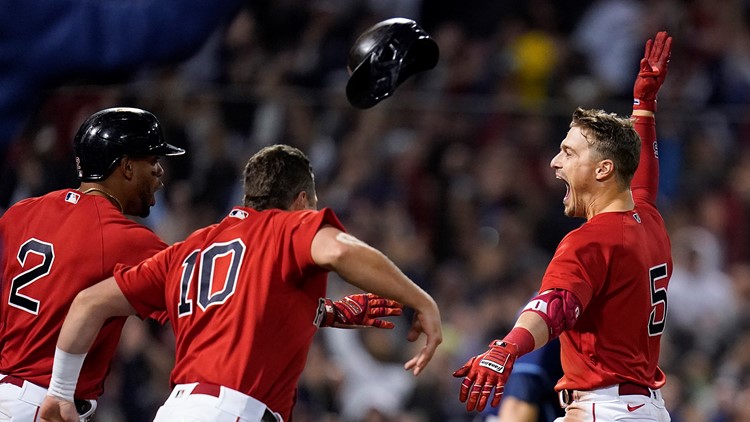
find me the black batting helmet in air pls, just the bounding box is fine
[346,18,439,109]
[73,107,185,181]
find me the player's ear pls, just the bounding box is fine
[118,156,134,180]
[595,159,614,181]
[290,191,308,211]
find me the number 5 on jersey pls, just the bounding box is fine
[648,263,668,336]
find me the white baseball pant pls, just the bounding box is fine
[556,384,670,422]
[153,383,282,422]
[0,374,96,422]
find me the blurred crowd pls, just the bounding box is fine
[2,0,750,421]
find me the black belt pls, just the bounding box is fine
[560,382,652,405]
[192,383,278,422]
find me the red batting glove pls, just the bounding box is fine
[633,31,672,112]
[315,293,403,329]
[452,340,519,412]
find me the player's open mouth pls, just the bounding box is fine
[151,183,163,206]
[556,175,570,203]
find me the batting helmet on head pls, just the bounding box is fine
[346,17,439,109]
[73,107,185,181]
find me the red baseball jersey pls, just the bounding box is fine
[114,206,344,421]
[541,116,672,391]
[0,189,167,399]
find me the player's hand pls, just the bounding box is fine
[317,293,403,329]
[633,31,672,112]
[452,340,520,412]
[403,303,442,376]
[39,395,78,422]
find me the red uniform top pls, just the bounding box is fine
[0,189,167,399]
[114,207,344,420]
[540,116,672,391]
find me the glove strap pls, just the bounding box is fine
[313,298,337,327]
[633,98,656,112]
[479,343,511,373]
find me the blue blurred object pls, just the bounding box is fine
[0,0,243,159]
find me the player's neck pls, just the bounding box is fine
[78,184,124,213]
[586,190,634,220]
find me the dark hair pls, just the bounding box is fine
[571,108,641,187]
[242,144,315,210]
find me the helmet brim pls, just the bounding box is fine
[149,142,186,157]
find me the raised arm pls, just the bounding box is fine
[631,31,672,205]
[310,226,442,376]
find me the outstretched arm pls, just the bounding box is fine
[452,288,580,412]
[40,278,136,422]
[311,226,442,376]
[451,312,546,412]
[631,31,672,205]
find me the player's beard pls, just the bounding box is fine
[135,194,151,218]
[135,181,159,218]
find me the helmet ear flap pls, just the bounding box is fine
[346,18,439,109]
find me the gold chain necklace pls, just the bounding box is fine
[81,188,124,213]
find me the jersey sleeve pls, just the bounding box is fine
[113,245,174,321]
[539,230,609,309]
[278,208,346,280]
[631,115,658,205]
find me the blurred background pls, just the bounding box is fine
[2,0,750,421]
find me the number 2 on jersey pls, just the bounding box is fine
[177,239,246,317]
[9,238,55,315]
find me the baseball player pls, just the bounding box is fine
[39,144,443,422]
[453,31,674,421]
[0,107,185,421]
